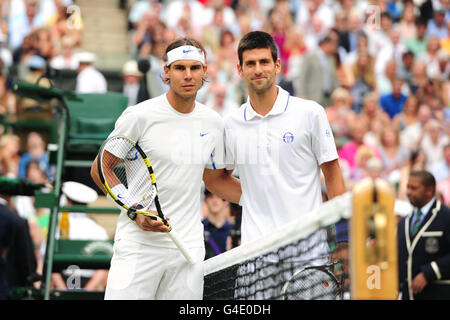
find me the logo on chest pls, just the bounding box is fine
[282,132,294,144]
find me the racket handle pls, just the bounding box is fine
[168,229,195,265]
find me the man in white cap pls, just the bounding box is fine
[91,37,241,300]
[50,181,110,291]
[75,51,107,94]
[16,55,53,118]
[121,60,142,106]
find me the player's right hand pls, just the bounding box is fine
[135,211,170,233]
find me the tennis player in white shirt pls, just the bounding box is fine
[224,31,347,257]
[91,37,241,300]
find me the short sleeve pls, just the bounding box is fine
[310,104,338,165]
[108,106,142,142]
[224,120,236,171]
[205,116,226,170]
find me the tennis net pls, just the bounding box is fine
[203,192,352,300]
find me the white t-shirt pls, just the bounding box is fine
[224,87,338,244]
[108,94,225,249]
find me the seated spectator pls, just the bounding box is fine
[121,59,143,107]
[18,131,49,179]
[377,59,401,96]
[406,17,428,59]
[359,92,391,146]
[128,0,158,31]
[380,78,408,119]
[131,10,159,58]
[45,0,83,47]
[16,55,53,119]
[338,115,381,173]
[400,103,432,152]
[0,58,16,116]
[418,118,450,171]
[205,82,239,117]
[326,87,355,148]
[437,176,450,205]
[215,29,239,81]
[49,35,78,70]
[350,50,376,112]
[8,0,46,51]
[35,27,54,61]
[430,143,450,182]
[398,1,417,42]
[374,26,406,78]
[201,7,228,54]
[202,189,232,260]
[409,59,429,97]
[426,8,448,40]
[350,146,377,182]
[398,51,415,87]
[393,95,420,132]
[418,36,443,80]
[378,124,410,179]
[0,134,20,178]
[74,52,107,94]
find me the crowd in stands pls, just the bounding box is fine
[0,0,449,294]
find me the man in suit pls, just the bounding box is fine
[398,170,450,300]
[296,34,339,107]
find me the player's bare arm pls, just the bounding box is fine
[203,168,242,204]
[320,159,347,199]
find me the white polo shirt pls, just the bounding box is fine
[224,87,338,244]
[108,94,225,249]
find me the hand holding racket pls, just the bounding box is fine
[97,135,195,265]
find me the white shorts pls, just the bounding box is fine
[104,238,205,300]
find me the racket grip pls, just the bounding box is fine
[168,230,195,265]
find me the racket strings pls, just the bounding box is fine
[284,268,340,300]
[101,137,156,210]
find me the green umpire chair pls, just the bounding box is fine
[7,82,127,300]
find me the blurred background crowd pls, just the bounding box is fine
[0,0,449,292]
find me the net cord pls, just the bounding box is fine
[204,192,352,276]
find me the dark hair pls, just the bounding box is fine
[237,31,278,66]
[415,17,428,26]
[162,37,208,85]
[410,170,436,191]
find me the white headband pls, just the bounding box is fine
[166,45,205,66]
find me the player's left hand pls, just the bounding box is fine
[411,272,427,294]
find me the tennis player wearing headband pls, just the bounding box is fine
[91,37,241,300]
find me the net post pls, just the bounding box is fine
[350,177,398,299]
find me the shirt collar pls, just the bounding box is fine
[417,197,436,217]
[243,86,290,121]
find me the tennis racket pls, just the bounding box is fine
[281,263,342,300]
[97,135,195,264]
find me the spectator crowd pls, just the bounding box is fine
[0,0,449,297]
